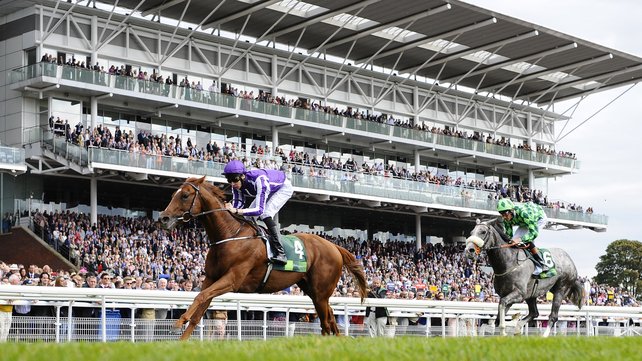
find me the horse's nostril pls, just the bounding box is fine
[160,216,169,223]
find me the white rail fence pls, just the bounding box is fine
[1,286,641,342]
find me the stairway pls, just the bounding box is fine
[0,226,76,272]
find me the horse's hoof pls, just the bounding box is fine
[170,326,183,335]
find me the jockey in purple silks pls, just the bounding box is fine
[222,160,292,265]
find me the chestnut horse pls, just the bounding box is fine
[159,176,367,340]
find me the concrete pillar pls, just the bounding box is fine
[271,125,279,154]
[528,169,534,190]
[91,96,98,131]
[91,16,98,65]
[271,54,278,96]
[90,176,97,226]
[415,214,422,251]
[527,112,533,149]
[414,149,421,174]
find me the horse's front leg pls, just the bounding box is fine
[543,291,563,338]
[521,297,540,324]
[496,290,524,336]
[174,275,236,341]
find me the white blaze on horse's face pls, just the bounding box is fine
[465,234,485,256]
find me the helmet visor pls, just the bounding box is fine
[225,174,242,183]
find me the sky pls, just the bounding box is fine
[467,0,642,277]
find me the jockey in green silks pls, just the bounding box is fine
[497,198,550,276]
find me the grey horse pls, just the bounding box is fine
[465,219,584,336]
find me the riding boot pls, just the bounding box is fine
[530,248,549,275]
[266,225,288,265]
[262,217,287,265]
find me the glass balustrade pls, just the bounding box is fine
[9,63,579,170]
[0,146,25,166]
[85,146,604,225]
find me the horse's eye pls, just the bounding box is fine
[181,192,190,200]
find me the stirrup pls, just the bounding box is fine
[532,265,543,276]
[270,254,287,265]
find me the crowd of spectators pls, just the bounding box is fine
[4,210,630,307]
[39,54,576,160]
[47,118,594,215]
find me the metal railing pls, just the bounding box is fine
[1,286,641,342]
[87,146,606,225]
[13,126,606,225]
[0,146,25,166]
[8,63,579,170]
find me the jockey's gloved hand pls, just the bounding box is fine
[514,241,527,248]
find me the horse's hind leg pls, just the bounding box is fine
[310,298,332,336]
[327,306,340,335]
[543,291,563,337]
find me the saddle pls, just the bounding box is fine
[520,248,558,279]
[252,223,308,272]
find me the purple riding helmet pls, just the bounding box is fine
[223,160,246,175]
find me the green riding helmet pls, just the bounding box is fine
[497,198,515,213]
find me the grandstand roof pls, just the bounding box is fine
[89,0,642,105]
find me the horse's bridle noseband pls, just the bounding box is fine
[475,223,516,252]
[176,182,257,246]
[178,182,228,222]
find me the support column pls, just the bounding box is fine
[0,174,4,230]
[90,176,97,226]
[91,16,98,66]
[271,125,279,154]
[91,96,98,131]
[415,214,422,251]
[527,112,533,149]
[414,149,421,174]
[528,169,534,190]
[271,54,278,96]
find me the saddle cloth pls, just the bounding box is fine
[532,248,557,279]
[261,230,308,272]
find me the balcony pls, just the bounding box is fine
[85,145,606,226]
[0,145,26,173]
[9,63,579,171]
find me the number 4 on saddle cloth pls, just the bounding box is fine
[531,248,558,279]
[261,232,308,272]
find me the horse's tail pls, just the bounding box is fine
[335,245,368,303]
[569,278,585,310]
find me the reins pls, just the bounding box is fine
[476,223,527,277]
[179,182,257,246]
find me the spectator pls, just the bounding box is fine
[0,273,21,342]
[365,277,389,337]
[205,309,228,340]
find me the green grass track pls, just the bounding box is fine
[1,336,639,361]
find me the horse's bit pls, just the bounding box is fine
[178,182,255,246]
[178,182,228,222]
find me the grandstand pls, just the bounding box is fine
[3,0,642,253]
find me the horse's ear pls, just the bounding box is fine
[476,218,481,225]
[197,176,206,184]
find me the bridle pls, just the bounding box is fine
[471,222,527,278]
[178,182,228,222]
[469,222,518,255]
[177,182,255,246]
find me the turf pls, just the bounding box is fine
[0,336,639,361]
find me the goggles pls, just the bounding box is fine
[225,174,242,183]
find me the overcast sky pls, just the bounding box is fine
[467,0,642,277]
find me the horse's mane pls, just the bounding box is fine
[186,177,226,202]
[489,217,512,243]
